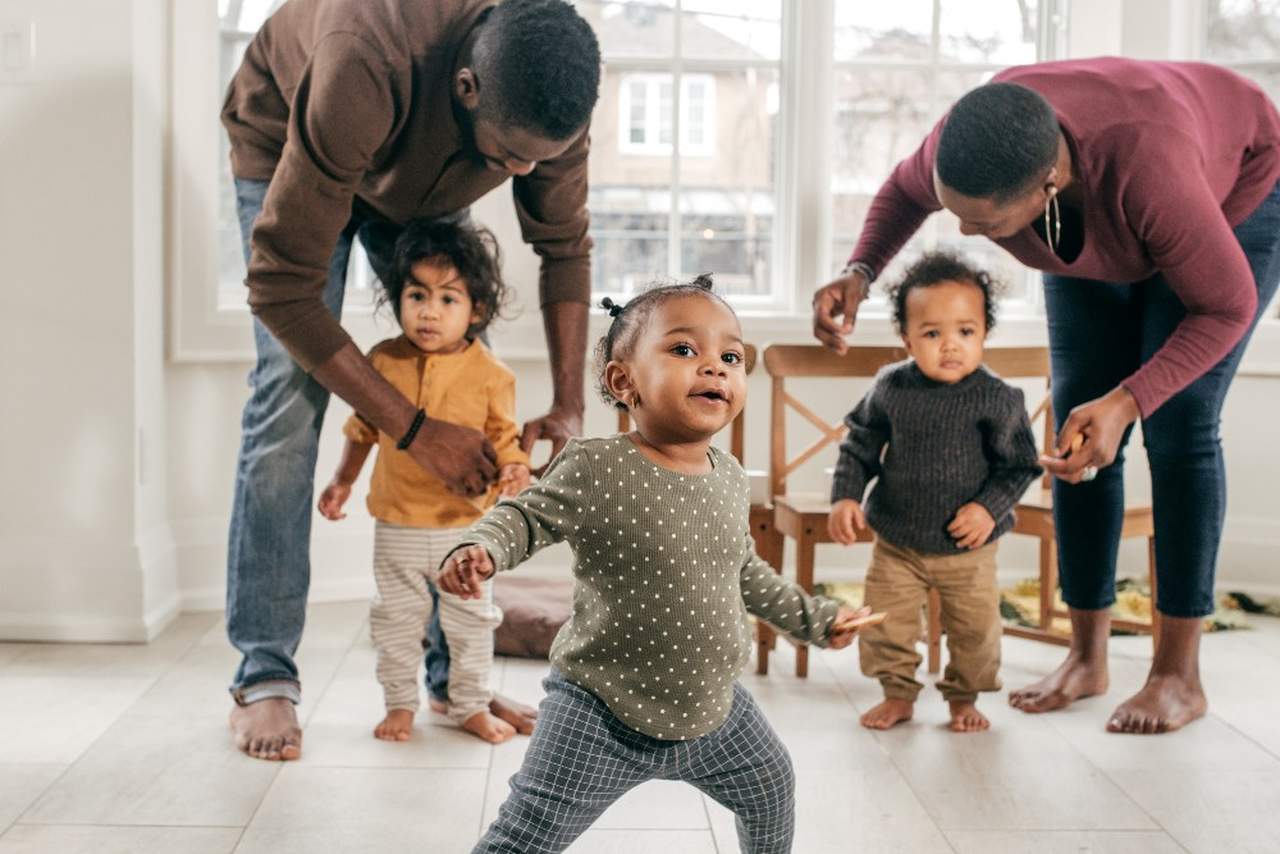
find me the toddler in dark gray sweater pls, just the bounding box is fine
[829,252,1041,733]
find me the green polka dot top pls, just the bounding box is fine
[452,435,841,741]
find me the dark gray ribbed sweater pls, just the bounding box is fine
[830,360,1042,555]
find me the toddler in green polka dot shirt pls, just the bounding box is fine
[437,276,868,853]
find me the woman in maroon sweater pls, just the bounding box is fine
[813,58,1280,735]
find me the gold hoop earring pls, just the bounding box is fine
[1044,190,1061,258]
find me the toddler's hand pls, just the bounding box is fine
[317,480,352,521]
[948,502,995,550]
[436,545,495,599]
[827,499,868,546]
[497,463,532,497]
[828,605,877,649]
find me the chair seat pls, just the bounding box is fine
[773,493,838,543]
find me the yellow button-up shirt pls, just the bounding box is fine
[343,336,529,528]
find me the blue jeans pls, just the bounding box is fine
[1044,180,1280,618]
[228,177,452,703]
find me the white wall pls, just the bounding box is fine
[0,0,175,640]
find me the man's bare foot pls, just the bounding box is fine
[461,710,517,744]
[374,708,415,741]
[490,694,537,736]
[948,700,991,733]
[1009,653,1109,713]
[860,698,914,730]
[230,697,302,761]
[429,697,448,715]
[1106,673,1207,735]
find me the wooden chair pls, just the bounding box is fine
[755,345,1156,678]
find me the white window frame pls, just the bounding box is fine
[617,72,717,156]
[171,0,1070,363]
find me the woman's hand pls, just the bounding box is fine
[811,271,871,354]
[1041,386,1141,484]
[435,545,495,599]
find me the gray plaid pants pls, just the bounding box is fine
[474,670,795,853]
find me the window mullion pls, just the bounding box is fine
[668,1,684,280]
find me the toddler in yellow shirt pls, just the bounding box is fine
[318,219,531,744]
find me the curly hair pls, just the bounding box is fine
[368,218,512,338]
[885,251,1003,336]
[593,274,733,411]
[473,0,601,140]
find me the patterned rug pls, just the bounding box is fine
[813,578,1273,636]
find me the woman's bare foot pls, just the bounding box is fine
[461,710,517,744]
[1107,614,1208,735]
[1106,673,1207,734]
[1010,606,1111,714]
[490,694,537,735]
[230,698,302,761]
[1009,652,1109,713]
[374,708,415,741]
[948,700,991,733]
[860,698,914,730]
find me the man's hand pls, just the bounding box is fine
[408,418,498,498]
[497,463,532,497]
[435,545,495,599]
[811,270,871,354]
[948,502,995,550]
[317,480,352,521]
[520,405,583,473]
[1041,386,1140,485]
[828,498,869,546]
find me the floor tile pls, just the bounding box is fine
[0,614,217,678]
[0,825,240,854]
[22,715,278,826]
[0,677,154,763]
[0,767,63,833]
[945,829,1185,853]
[565,829,716,853]
[1111,766,1280,854]
[234,766,485,854]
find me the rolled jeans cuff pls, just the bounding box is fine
[231,679,301,706]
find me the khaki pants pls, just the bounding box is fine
[859,538,1002,704]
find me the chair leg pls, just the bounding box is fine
[1148,537,1161,653]
[1040,537,1058,631]
[753,521,784,675]
[795,533,815,679]
[926,587,942,675]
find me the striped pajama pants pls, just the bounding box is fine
[371,521,502,723]
[475,671,796,853]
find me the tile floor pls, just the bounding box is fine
[2,602,1279,853]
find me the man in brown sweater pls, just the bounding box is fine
[220,0,600,761]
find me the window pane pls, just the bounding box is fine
[573,0,676,60]
[834,0,935,63]
[628,79,648,143]
[658,81,674,145]
[679,68,777,298]
[939,0,1038,65]
[680,0,781,62]
[1205,0,1280,62]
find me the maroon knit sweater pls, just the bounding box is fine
[850,58,1280,417]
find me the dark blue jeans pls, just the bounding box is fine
[228,177,452,704]
[1044,180,1280,618]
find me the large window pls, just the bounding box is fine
[830,1,1060,308]
[579,1,782,303]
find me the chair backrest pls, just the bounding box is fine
[762,344,1052,498]
[616,342,758,464]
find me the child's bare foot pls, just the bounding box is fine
[948,700,990,733]
[230,698,302,761]
[461,710,517,744]
[1009,653,1109,713]
[373,708,415,741]
[490,694,537,735]
[1106,673,1207,735]
[429,695,536,735]
[860,698,914,730]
